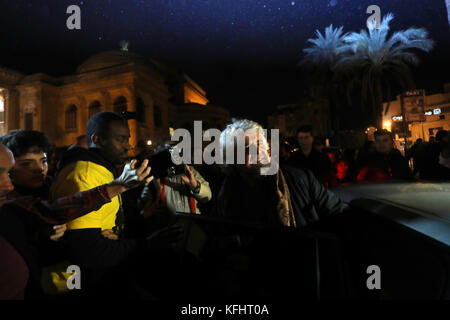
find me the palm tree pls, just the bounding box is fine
[301,24,348,68]
[299,25,351,134]
[336,13,434,129]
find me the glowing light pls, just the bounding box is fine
[433,108,441,115]
[383,121,392,130]
[147,140,152,146]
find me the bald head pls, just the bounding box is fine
[0,144,15,206]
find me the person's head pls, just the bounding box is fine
[296,125,314,150]
[374,129,394,154]
[436,130,449,143]
[86,112,130,164]
[0,130,53,189]
[220,119,270,177]
[415,138,423,144]
[0,144,14,206]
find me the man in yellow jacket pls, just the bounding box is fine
[51,112,131,236]
[50,112,182,295]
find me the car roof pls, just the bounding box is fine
[333,181,450,220]
[332,181,450,247]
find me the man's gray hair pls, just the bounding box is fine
[219,119,269,165]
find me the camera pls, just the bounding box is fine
[144,147,186,179]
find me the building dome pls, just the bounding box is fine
[76,50,151,74]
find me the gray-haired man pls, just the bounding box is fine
[216,119,348,228]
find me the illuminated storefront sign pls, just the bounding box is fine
[392,108,444,121]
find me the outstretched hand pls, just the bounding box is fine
[114,159,153,191]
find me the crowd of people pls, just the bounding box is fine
[281,125,450,186]
[0,111,448,300]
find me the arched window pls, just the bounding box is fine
[153,105,162,127]
[136,98,145,123]
[88,100,101,118]
[65,105,77,131]
[114,96,127,114]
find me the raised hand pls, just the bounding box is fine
[50,223,67,241]
[181,165,198,190]
[106,159,154,199]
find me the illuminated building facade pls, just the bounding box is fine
[382,83,450,142]
[0,50,230,153]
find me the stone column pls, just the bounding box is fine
[101,90,111,111]
[4,88,20,132]
[126,85,138,156]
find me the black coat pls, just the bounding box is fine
[0,203,61,298]
[358,150,412,181]
[217,165,348,228]
[288,149,334,185]
[281,165,348,227]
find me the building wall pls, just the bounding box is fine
[0,52,229,155]
[0,67,24,133]
[10,65,175,150]
[182,74,209,105]
[382,85,450,142]
[184,84,209,105]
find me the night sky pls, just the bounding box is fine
[1,0,449,125]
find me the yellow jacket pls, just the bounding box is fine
[50,158,120,231]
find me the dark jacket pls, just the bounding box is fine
[57,145,118,176]
[288,149,336,187]
[420,142,450,180]
[406,142,427,174]
[0,235,29,300]
[356,149,412,182]
[281,165,348,227]
[217,165,348,228]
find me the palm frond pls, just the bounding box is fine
[300,24,349,68]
